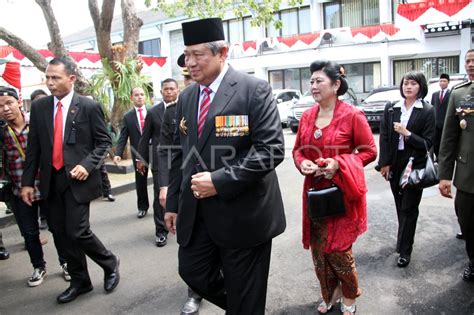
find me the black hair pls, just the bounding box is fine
[466,49,474,58]
[130,87,144,96]
[309,60,348,96]
[161,78,178,87]
[399,71,428,99]
[30,89,48,101]
[49,57,77,75]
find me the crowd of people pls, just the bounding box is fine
[0,16,473,315]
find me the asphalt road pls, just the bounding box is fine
[1,129,474,314]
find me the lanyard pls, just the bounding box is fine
[7,126,26,160]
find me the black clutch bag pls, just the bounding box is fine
[307,185,346,221]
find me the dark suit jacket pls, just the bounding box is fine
[137,102,165,171]
[22,94,111,203]
[115,107,146,161]
[157,103,177,186]
[379,100,435,170]
[431,89,450,129]
[438,81,474,194]
[166,66,286,248]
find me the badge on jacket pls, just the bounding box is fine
[215,115,249,137]
[179,117,188,135]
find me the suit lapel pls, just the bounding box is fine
[406,104,422,131]
[197,69,237,152]
[44,96,54,145]
[65,93,79,142]
[186,84,200,146]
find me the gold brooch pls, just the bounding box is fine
[179,117,187,135]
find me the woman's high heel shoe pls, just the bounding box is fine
[341,302,356,314]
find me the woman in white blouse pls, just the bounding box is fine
[378,71,435,267]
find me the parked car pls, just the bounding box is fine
[357,86,402,128]
[272,89,302,127]
[287,88,358,133]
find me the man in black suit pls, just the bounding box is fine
[431,73,450,158]
[21,57,119,303]
[114,87,149,218]
[137,78,179,247]
[165,18,286,314]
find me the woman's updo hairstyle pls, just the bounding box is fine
[309,60,348,96]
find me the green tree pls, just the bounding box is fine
[145,0,303,29]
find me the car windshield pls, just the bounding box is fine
[364,89,401,103]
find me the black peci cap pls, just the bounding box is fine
[182,18,225,46]
[177,54,185,68]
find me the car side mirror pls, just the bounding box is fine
[276,98,282,104]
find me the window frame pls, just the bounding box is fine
[265,6,311,38]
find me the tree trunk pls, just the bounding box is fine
[35,0,89,94]
[121,0,143,59]
[0,27,48,72]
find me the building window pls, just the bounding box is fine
[266,6,311,37]
[323,0,379,29]
[341,62,381,94]
[243,17,259,41]
[268,67,312,94]
[393,56,459,85]
[138,38,161,56]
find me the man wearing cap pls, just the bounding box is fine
[165,18,285,313]
[431,73,451,158]
[21,57,119,303]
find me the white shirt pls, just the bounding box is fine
[197,63,229,119]
[393,99,423,150]
[54,90,74,141]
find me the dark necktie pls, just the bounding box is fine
[52,101,64,170]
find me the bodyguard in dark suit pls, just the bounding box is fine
[165,18,286,314]
[114,87,149,218]
[438,49,474,281]
[430,73,451,158]
[21,57,119,303]
[137,79,179,247]
[378,71,435,268]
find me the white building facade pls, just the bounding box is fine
[63,0,474,98]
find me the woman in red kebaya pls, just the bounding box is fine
[292,60,377,315]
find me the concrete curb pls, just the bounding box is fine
[0,177,153,229]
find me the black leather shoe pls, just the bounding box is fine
[155,233,167,247]
[456,232,464,240]
[137,210,147,218]
[462,264,474,282]
[57,285,93,304]
[0,247,10,260]
[106,194,115,202]
[104,257,120,292]
[397,255,410,268]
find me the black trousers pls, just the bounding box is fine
[389,157,423,257]
[132,159,149,212]
[151,170,166,235]
[433,127,443,159]
[11,196,45,269]
[47,168,116,287]
[99,164,112,196]
[455,190,474,264]
[178,212,272,315]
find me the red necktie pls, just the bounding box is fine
[52,101,64,170]
[439,90,444,103]
[198,87,212,138]
[138,108,145,132]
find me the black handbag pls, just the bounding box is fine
[400,141,439,190]
[307,185,346,220]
